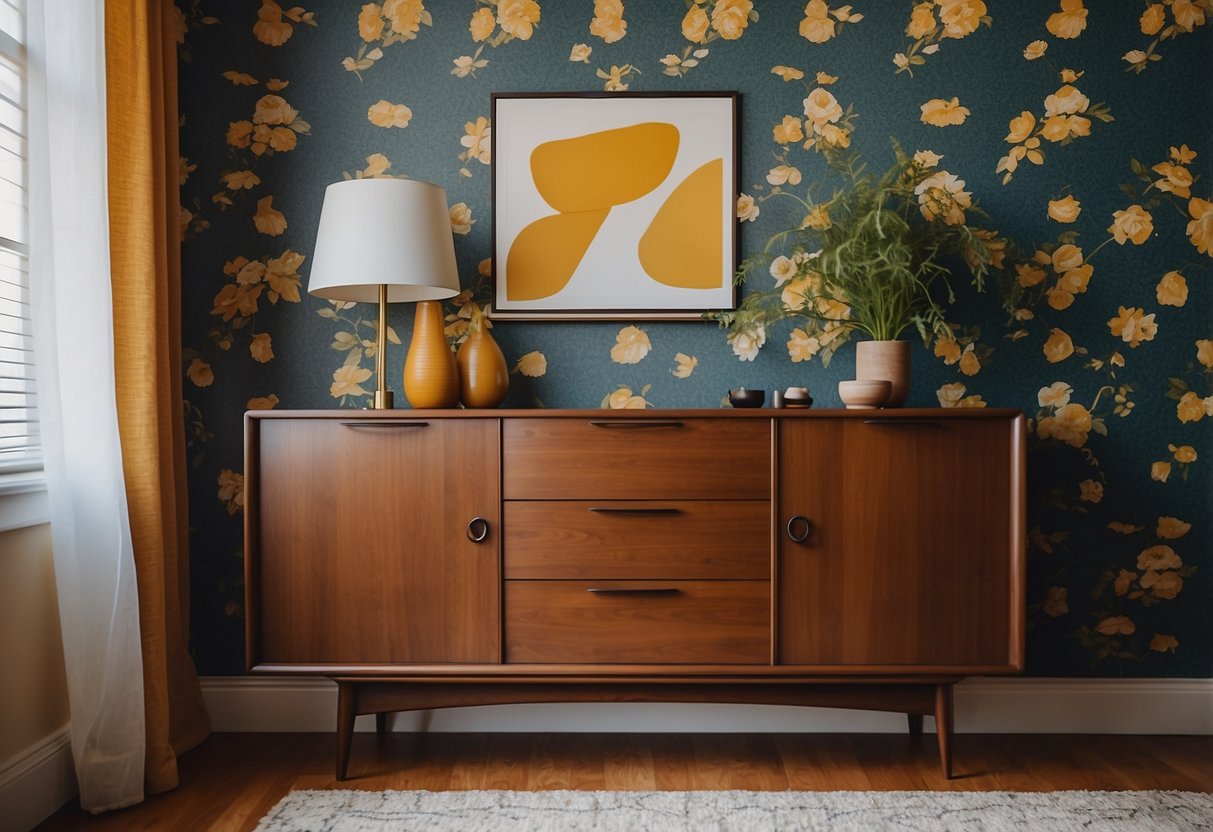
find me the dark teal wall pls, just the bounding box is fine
[177,1,1212,676]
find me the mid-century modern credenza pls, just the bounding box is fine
[244,408,1025,779]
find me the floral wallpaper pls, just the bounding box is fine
[177,1,1211,677]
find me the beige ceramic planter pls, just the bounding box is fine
[855,340,911,407]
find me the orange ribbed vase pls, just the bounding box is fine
[456,311,509,408]
[403,300,459,408]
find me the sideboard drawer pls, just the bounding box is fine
[504,500,770,579]
[503,418,771,499]
[505,580,770,664]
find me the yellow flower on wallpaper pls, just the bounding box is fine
[771,65,805,81]
[769,255,798,285]
[512,351,548,377]
[1197,339,1213,368]
[605,385,650,409]
[1043,329,1075,363]
[611,325,652,364]
[728,325,766,362]
[938,0,986,38]
[736,193,759,222]
[498,0,541,40]
[1157,516,1192,539]
[1151,161,1194,197]
[1052,244,1083,271]
[253,196,286,236]
[1108,307,1158,348]
[1151,460,1172,481]
[187,357,214,387]
[712,0,754,40]
[671,353,698,378]
[590,0,627,43]
[773,115,805,145]
[1156,271,1188,306]
[1095,616,1135,636]
[920,97,969,127]
[470,8,495,41]
[1114,569,1136,595]
[1173,0,1208,31]
[1038,381,1072,407]
[570,43,593,62]
[449,202,475,235]
[330,363,373,398]
[461,117,492,166]
[1045,0,1087,39]
[958,344,981,375]
[1043,586,1069,617]
[1109,204,1154,245]
[1171,443,1197,462]
[935,337,962,365]
[681,5,710,42]
[253,1,315,48]
[253,94,297,126]
[249,332,274,363]
[1186,197,1213,255]
[596,64,638,92]
[266,250,305,303]
[1023,39,1048,59]
[787,328,821,363]
[451,51,490,78]
[906,2,934,38]
[222,170,261,190]
[936,382,986,408]
[1037,402,1092,446]
[766,164,802,186]
[1079,479,1103,502]
[803,87,842,124]
[799,0,834,41]
[1142,569,1184,599]
[997,78,1111,183]
[382,0,428,40]
[217,469,244,514]
[1140,3,1166,34]
[1048,195,1081,222]
[246,394,280,410]
[801,204,832,230]
[367,100,413,128]
[1176,391,1205,423]
[223,71,259,86]
[915,171,971,225]
[1150,634,1179,653]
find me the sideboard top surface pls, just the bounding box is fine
[246,407,1023,421]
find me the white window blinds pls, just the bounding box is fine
[0,0,33,474]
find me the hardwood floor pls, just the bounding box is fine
[36,733,1213,831]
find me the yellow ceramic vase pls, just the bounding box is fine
[456,310,509,408]
[403,300,459,409]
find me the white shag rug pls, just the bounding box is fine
[253,789,1213,831]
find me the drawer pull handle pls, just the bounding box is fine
[340,421,430,428]
[466,517,490,543]
[786,515,813,544]
[587,587,680,596]
[861,419,943,427]
[587,507,681,515]
[588,420,685,429]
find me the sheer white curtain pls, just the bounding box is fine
[27,0,146,813]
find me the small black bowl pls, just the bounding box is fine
[728,388,765,408]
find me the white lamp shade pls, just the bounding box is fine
[308,178,462,303]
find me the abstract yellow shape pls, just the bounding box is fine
[638,158,724,289]
[531,123,680,213]
[506,209,610,301]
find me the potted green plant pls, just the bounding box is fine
[715,144,1004,405]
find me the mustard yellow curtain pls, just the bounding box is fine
[105,0,210,795]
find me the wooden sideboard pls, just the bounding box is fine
[245,408,1025,779]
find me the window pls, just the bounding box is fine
[0,0,33,478]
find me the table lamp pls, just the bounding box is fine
[308,178,461,409]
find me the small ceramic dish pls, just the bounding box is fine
[837,379,891,409]
[783,386,813,408]
[728,387,766,408]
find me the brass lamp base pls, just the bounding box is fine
[373,390,394,410]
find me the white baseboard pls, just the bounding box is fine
[200,677,1213,735]
[0,726,75,832]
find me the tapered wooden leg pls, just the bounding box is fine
[907,713,924,736]
[336,681,357,781]
[934,683,954,779]
[376,712,390,735]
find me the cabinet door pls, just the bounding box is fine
[251,418,500,666]
[778,416,1022,668]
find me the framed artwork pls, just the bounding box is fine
[491,92,738,320]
